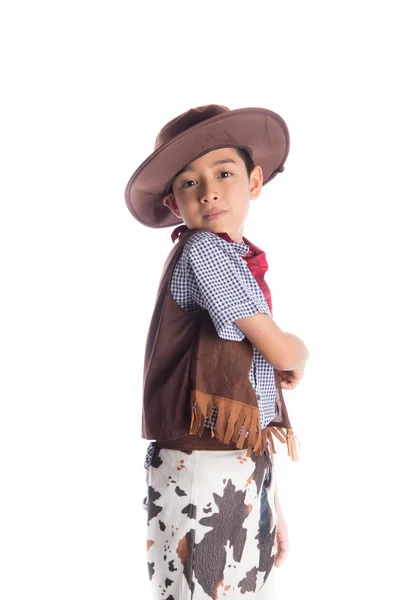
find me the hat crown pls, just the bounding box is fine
[154,104,230,151]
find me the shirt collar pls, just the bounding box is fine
[171,224,249,256]
[215,231,250,256]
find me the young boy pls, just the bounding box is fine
[125,104,309,599]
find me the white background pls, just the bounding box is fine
[1,1,399,598]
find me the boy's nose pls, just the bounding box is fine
[199,183,219,203]
[200,193,219,203]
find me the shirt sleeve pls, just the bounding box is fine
[182,232,271,341]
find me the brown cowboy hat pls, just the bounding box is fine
[124,104,290,228]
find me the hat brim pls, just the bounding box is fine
[125,107,290,228]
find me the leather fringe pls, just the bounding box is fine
[267,426,300,462]
[190,390,265,457]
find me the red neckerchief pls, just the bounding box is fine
[171,224,273,313]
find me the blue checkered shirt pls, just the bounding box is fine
[144,231,277,469]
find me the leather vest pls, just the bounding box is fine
[142,227,299,462]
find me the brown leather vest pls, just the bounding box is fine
[142,227,299,462]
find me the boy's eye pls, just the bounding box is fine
[219,171,232,178]
[182,180,196,188]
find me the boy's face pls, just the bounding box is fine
[162,147,263,242]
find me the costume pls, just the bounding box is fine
[146,446,277,599]
[125,104,299,598]
[143,227,298,471]
[143,225,276,471]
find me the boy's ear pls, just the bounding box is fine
[162,192,181,218]
[249,165,263,201]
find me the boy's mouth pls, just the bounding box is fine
[203,210,228,221]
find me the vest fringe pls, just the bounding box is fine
[267,426,300,462]
[190,390,265,457]
[231,405,247,444]
[287,428,300,461]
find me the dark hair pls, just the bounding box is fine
[234,147,256,179]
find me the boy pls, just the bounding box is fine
[125,104,309,599]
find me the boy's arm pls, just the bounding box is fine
[235,312,309,371]
[183,233,274,342]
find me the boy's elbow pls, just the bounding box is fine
[235,313,309,371]
[277,334,310,370]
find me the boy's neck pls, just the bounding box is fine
[227,232,244,243]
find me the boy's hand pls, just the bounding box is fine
[274,504,290,567]
[276,361,306,390]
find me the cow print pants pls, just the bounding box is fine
[145,445,277,599]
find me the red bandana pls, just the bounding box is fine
[171,225,273,313]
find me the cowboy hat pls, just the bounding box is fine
[125,104,290,228]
